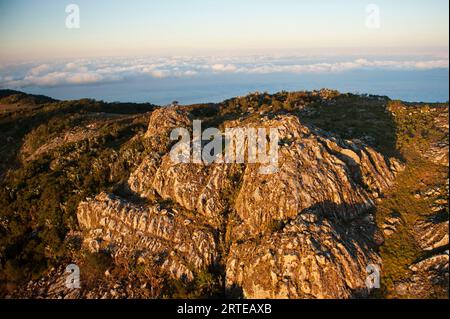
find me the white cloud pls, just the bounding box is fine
[183,70,198,76]
[66,72,104,84]
[211,63,238,72]
[11,70,111,87]
[232,58,449,74]
[24,72,68,86]
[65,62,78,70]
[149,70,169,78]
[0,55,448,88]
[28,64,51,76]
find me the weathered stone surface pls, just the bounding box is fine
[382,213,403,237]
[77,192,217,281]
[416,218,449,252]
[397,179,450,298]
[395,251,449,299]
[226,211,381,299]
[413,180,449,254]
[410,252,449,274]
[128,155,160,197]
[128,107,192,198]
[152,160,237,223]
[77,111,400,299]
[424,111,449,167]
[144,107,191,140]
[232,115,397,236]
[5,264,162,299]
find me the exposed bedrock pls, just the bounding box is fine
[77,108,400,298]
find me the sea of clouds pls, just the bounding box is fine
[1,55,448,88]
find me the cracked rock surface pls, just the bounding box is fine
[77,108,398,298]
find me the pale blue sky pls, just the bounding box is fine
[0,0,449,60]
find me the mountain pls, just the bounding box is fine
[0,89,448,299]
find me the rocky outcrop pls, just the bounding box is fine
[226,211,381,299]
[21,113,144,162]
[144,107,191,142]
[5,266,83,299]
[152,161,235,224]
[381,212,403,237]
[414,180,449,252]
[395,251,449,299]
[76,108,400,299]
[230,116,397,236]
[416,218,449,252]
[410,251,449,276]
[424,111,449,167]
[128,156,161,198]
[396,180,449,298]
[77,192,217,281]
[5,264,161,299]
[128,107,192,197]
[4,91,448,300]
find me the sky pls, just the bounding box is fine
[0,0,448,60]
[0,0,448,103]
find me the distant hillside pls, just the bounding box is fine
[0,89,58,111]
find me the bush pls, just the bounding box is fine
[81,251,113,288]
[163,269,223,299]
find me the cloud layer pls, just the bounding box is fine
[1,55,448,88]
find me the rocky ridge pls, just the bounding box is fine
[2,90,447,299]
[77,107,399,298]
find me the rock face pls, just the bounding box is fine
[230,116,396,236]
[410,181,449,296]
[393,178,449,299]
[381,212,403,237]
[152,161,233,224]
[424,111,449,167]
[226,212,381,299]
[395,250,449,299]
[416,216,449,252]
[6,264,161,299]
[78,192,217,281]
[128,107,192,197]
[76,107,400,298]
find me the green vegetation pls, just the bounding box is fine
[375,101,448,298]
[196,90,397,156]
[163,269,223,299]
[0,91,154,292]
